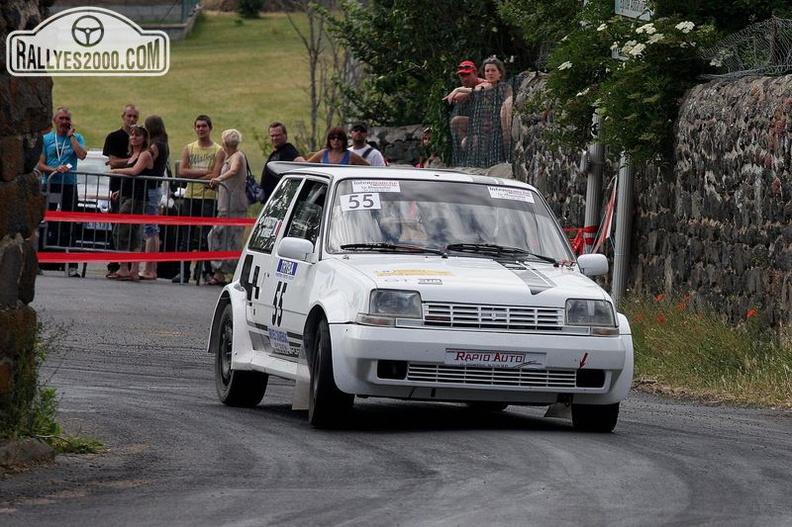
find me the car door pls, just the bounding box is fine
[241,176,303,355]
[260,179,328,362]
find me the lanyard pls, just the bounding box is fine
[53,134,68,164]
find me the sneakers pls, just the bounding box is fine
[68,266,81,278]
[171,274,189,284]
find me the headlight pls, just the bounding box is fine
[566,299,615,327]
[357,290,422,326]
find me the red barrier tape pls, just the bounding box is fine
[44,211,256,226]
[38,250,241,263]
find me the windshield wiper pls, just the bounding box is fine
[341,242,447,257]
[445,243,558,265]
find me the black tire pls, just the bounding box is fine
[465,402,509,412]
[571,402,620,433]
[308,318,353,428]
[215,304,268,407]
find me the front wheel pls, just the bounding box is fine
[215,304,268,407]
[308,318,353,428]
[571,402,620,433]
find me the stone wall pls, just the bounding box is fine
[0,1,50,426]
[512,72,792,325]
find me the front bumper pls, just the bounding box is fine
[329,323,633,405]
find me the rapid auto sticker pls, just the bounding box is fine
[488,186,535,203]
[352,180,401,193]
[276,259,298,280]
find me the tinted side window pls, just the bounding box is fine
[248,178,301,253]
[284,181,327,248]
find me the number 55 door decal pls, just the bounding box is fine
[272,281,287,326]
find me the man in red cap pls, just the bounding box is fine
[443,60,486,153]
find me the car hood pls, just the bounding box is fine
[334,254,609,305]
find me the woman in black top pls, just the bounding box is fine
[141,115,170,280]
[108,125,154,281]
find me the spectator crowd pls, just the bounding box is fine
[36,106,387,284]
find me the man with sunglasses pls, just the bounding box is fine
[348,122,387,166]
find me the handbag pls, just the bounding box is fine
[244,155,263,204]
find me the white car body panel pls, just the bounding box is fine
[208,164,634,419]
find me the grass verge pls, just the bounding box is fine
[623,293,792,409]
[0,318,105,457]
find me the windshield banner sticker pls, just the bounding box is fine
[488,186,534,203]
[352,180,401,193]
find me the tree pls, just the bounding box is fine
[278,0,348,151]
[320,0,535,160]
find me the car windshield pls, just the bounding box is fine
[326,178,573,261]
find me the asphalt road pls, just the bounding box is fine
[1,267,791,526]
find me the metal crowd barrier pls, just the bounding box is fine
[38,170,254,283]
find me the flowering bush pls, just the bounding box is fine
[543,1,717,164]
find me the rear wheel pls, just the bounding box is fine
[571,402,620,432]
[308,318,353,428]
[215,304,268,407]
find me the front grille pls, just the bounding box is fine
[407,363,577,388]
[423,303,564,330]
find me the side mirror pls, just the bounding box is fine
[278,237,314,262]
[577,253,608,276]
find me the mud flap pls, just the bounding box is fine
[544,402,572,419]
[292,345,310,410]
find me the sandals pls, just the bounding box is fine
[140,272,157,280]
[109,273,140,282]
[205,277,228,286]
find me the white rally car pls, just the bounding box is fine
[208,163,633,432]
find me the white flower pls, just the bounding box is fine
[629,43,646,57]
[576,87,590,97]
[676,21,695,33]
[597,23,607,32]
[636,23,656,35]
[610,41,619,51]
[710,58,723,67]
[647,33,664,44]
[621,40,637,54]
[561,35,569,42]
[558,61,573,70]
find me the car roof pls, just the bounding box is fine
[267,161,539,192]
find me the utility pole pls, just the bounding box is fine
[611,152,634,305]
[583,112,605,253]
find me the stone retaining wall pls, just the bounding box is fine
[0,0,49,433]
[512,72,792,325]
